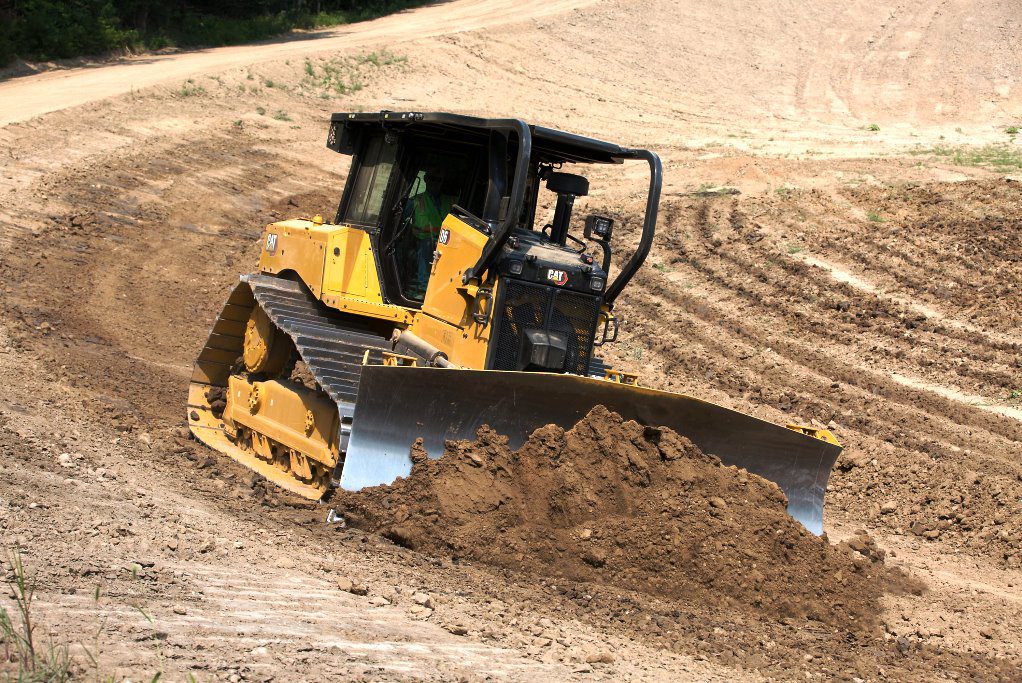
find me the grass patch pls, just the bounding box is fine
[360,51,406,67]
[175,79,206,97]
[1,546,72,681]
[653,262,671,273]
[689,183,740,197]
[786,243,804,254]
[866,210,886,223]
[272,110,292,121]
[866,123,881,132]
[908,143,1022,171]
[1006,126,1019,135]
[301,50,407,96]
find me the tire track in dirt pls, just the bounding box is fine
[619,265,1020,457]
[650,197,1018,408]
[762,181,1022,336]
[33,575,574,681]
[794,252,1018,351]
[794,0,1022,125]
[598,194,1022,568]
[837,181,1022,330]
[699,192,1017,394]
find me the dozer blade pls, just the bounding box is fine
[343,366,841,534]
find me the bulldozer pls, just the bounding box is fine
[187,111,841,534]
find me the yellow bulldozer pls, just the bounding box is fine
[187,112,840,533]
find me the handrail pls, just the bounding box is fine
[603,149,662,304]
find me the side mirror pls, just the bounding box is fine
[584,214,614,241]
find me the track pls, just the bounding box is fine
[189,274,392,497]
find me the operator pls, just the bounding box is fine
[407,169,455,299]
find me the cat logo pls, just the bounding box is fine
[546,269,568,286]
[438,228,451,245]
[265,233,278,254]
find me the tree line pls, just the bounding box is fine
[0,0,427,66]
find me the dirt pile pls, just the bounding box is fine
[339,406,887,631]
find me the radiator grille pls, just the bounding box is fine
[491,279,600,375]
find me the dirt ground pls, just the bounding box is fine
[1,0,1021,680]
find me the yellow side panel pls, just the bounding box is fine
[323,227,374,299]
[410,279,498,370]
[322,226,413,323]
[258,219,329,297]
[422,215,489,327]
[258,219,412,324]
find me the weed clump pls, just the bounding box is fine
[908,143,1022,171]
[176,79,206,97]
[301,51,407,96]
[1,546,71,681]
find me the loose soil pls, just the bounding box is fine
[341,407,887,633]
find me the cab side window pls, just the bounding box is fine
[341,135,397,226]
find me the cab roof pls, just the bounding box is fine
[328,111,632,165]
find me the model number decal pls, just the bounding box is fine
[438,228,451,245]
[547,269,568,286]
[265,233,278,254]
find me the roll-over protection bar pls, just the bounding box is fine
[604,149,662,304]
[467,138,661,308]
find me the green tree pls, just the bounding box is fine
[10,0,135,60]
[0,0,429,66]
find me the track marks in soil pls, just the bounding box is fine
[148,566,569,680]
[888,373,1022,423]
[0,125,332,426]
[835,181,1022,328]
[601,190,1022,568]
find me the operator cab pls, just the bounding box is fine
[328,112,661,375]
[331,114,626,307]
[335,131,488,305]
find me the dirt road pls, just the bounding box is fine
[2,0,1021,680]
[0,0,593,127]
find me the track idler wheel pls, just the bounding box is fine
[243,306,292,376]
